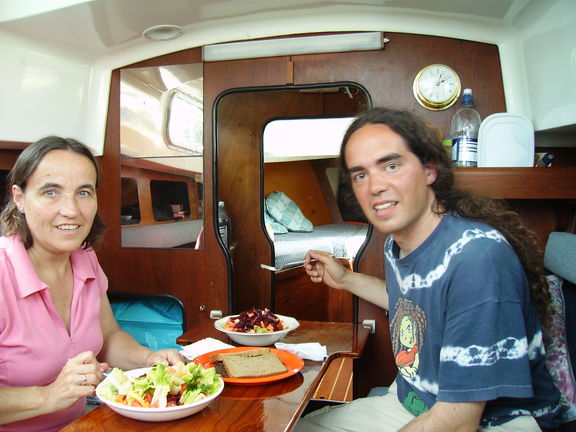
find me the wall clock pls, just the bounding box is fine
[413,64,461,110]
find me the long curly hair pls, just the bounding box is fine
[340,108,552,329]
[0,136,106,250]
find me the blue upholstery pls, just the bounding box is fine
[109,293,186,351]
[367,386,389,397]
[545,232,576,285]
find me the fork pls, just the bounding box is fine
[260,257,334,271]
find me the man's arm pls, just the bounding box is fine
[304,250,389,310]
[400,400,486,432]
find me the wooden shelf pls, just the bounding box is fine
[454,167,576,199]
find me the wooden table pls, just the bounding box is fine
[62,321,370,432]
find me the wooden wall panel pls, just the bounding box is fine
[293,33,506,139]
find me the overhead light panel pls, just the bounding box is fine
[203,32,384,62]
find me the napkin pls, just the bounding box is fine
[180,337,234,361]
[274,342,327,361]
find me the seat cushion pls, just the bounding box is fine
[544,275,576,423]
[110,294,185,351]
[545,232,576,284]
[367,386,390,397]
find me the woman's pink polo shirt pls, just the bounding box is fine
[0,235,107,431]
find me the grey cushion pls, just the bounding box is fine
[545,232,576,284]
[265,191,313,233]
[264,211,288,234]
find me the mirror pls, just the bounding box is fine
[120,64,204,249]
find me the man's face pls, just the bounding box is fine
[344,123,438,245]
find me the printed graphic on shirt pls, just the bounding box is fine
[402,391,429,416]
[391,298,427,379]
[391,298,429,416]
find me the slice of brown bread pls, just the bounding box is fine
[209,348,270,363]
[221,352,288,378]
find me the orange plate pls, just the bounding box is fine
[194,347,304,385]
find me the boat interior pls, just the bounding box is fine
[1,0,575,402]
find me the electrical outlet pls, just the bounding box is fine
[362,319,376,334]
[210,310,223,319]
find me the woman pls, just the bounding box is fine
[0,136,183,431]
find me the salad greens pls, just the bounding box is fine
[98,361,221,408]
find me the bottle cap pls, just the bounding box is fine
[462,88,473,105]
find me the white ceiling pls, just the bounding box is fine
[0,0,533,56]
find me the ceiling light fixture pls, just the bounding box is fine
[203,32,385,62]
[143,25,183,42]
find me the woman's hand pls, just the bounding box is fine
[144,349,185,366]
[43,351,108,413]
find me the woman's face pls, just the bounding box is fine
[12,149,98,257]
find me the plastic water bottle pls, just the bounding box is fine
[451,89,481,167]
[218,201,231,248]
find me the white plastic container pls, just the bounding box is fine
[477,113,534,167]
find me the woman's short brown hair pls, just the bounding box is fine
[0,136,106,249]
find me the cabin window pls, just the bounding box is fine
[150,180,190,222]
[263,117,354,162]
[164,88,203,155]
[120,177,141,225]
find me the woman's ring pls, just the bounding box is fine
[82,375,87,385]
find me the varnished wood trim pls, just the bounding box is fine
[455,167,576,199]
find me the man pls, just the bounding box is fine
[296,108,560,431]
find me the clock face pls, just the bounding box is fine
[413,64,461,110]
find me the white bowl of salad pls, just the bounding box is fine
[96,361,224,422]
[214,308,300,346]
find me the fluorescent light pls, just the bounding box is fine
[203,32,383,62]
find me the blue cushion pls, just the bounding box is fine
[545,232,576,284]
[110,295,185,351]
[265,210,288,234]
[265,191,313,233]
[368,386,389,397]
